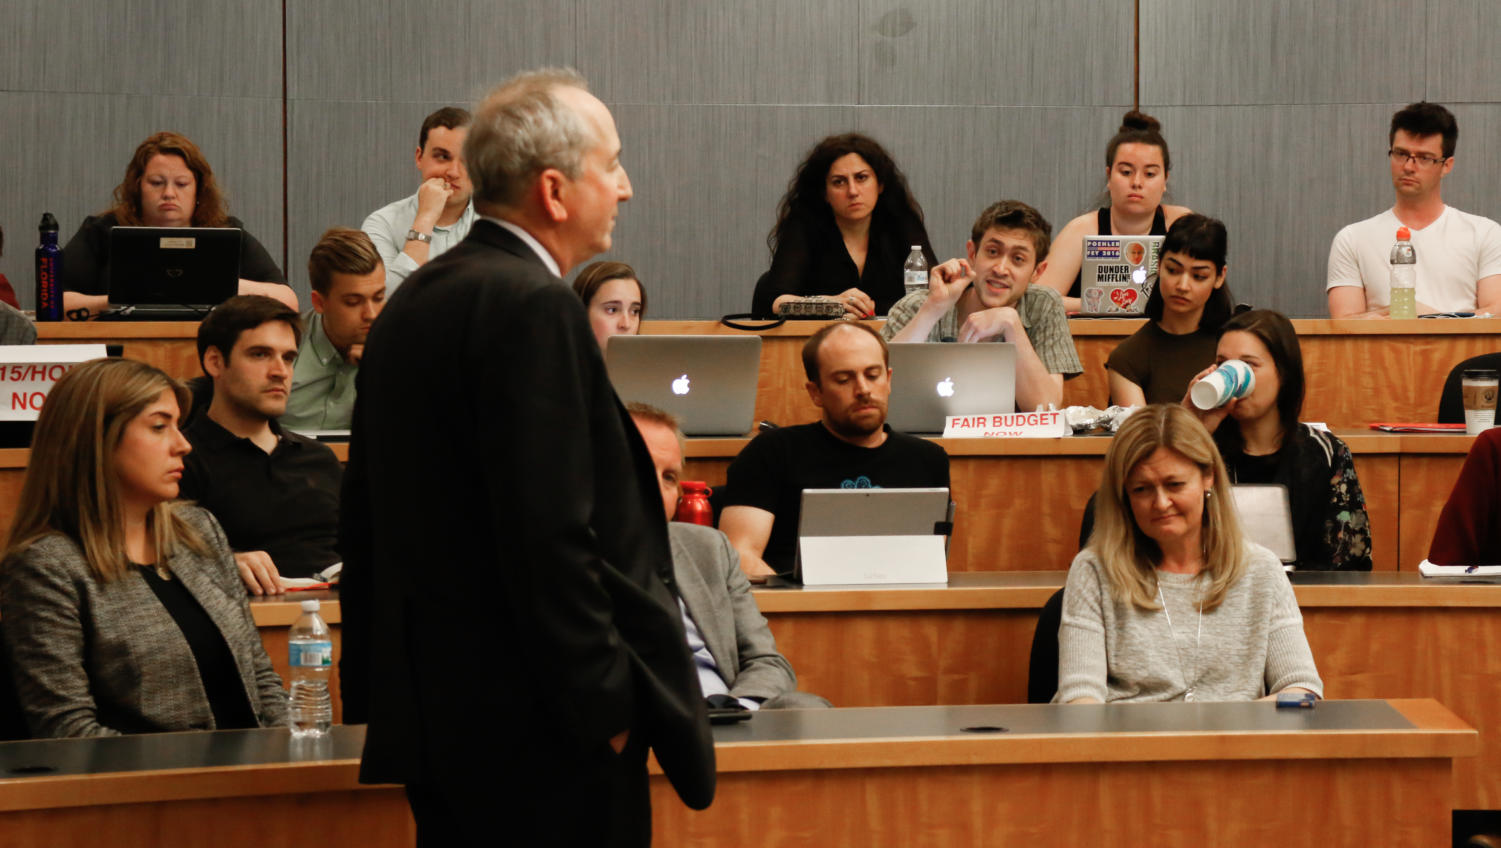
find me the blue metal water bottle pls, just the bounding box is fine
[35,213,63,321]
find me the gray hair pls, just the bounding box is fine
[465,67,596,210]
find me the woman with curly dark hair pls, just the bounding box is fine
[61,131,293,316]
[757,133,936,318]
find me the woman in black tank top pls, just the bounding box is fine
[1036,111,1192,312]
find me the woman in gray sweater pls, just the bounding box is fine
[1057,404,1323,704]
[1,359,287,737]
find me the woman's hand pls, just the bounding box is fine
[835,288,875,318]
[1180,364,1239,434]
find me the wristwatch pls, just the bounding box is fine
[405,229,433,244]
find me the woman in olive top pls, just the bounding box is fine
[61,131,295,317]
[1107,214,1234,405]
[1037,111,1193,313]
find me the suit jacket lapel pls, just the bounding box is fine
[670,530,738,687]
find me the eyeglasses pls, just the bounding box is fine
[1388,149,1448,168]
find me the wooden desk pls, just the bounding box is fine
[36,321,200,378]
[650,699,1471,846]
[752,571,1501,810]
[684,430,1476,573]
[647,318,1501,429]
[0,703,1472,847]
[0,725,411,846]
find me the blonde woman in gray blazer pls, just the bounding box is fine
[1,358,287,738]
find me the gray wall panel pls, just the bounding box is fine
[1146,104,1403,317]
[1440,103,1501,226]
[1428,2,1501,103]
[576,0,859,105]
[600,105,859,319]
[285,0,575,102]
[859,0,1134,106]
[1,0,280,97]
[1140,0,1427,106]
[852,107,1131,257]
[0,93,285,311]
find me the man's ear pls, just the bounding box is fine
[310,290,327,315]
[414,146,424,169]
[538,169,569,223]
[203,345,227,379]
[804,380,824,410]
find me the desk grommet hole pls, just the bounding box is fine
[8,765,56,775]
[959,725,1007,733]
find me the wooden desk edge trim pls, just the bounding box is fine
[0,759,404,812]
[252,601,342,626]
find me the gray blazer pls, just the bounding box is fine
[0,506,288,737]
[669,523,828,709]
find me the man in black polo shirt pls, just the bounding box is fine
[180,295,343,594]
[719,322,950,579]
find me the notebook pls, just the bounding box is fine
[604,335,761,437]
[885,343,1016,435]
[104,226,242,319]
[1079,234,1164,317]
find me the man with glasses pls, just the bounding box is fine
[1327,101,1501,317]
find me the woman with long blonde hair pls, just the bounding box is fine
[1,358,286,737]
[1056,404,1322,704]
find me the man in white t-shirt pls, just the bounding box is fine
[1326,101,1501,318]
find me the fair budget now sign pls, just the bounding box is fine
[0,345,108,421]
[942,410,1069,439]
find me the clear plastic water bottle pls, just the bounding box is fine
[1389,226,1417,319]
[288,599,333,737]
[903,246,928,297]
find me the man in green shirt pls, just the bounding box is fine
[881,200,1082,410]
[282,228,386,432]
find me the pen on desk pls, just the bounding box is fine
[1466,565,1480,574]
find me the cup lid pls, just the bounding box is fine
[1462,368,1499,380]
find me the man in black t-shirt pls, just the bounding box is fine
[179,296,343,595]
[719,322,950,578]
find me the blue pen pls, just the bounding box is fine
[1466,565,1480,574]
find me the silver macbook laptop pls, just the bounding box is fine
[605,335,761,437]
[1231,484,1297,566]
[886,343,1016,435]
[107,226,242,316]
[1079,234,1164,316]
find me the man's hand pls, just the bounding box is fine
[958,306,1021,344]
[926,258,975,310]
[345,343,365,366]
[413,177,453,226]
[234,551,283,596]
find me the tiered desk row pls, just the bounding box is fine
[6,318,1495,840]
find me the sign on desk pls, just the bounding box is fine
[942,410,1069,439]
[0,344,108,420]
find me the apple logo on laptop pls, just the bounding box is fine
[672,374,691,396]
[936,377,955,398]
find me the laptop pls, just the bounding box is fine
[1079,234,1164,317]
[1231,484,1298,567]
[793,487,953,585]
[604,335,761,437]
[885,343,1016,435]
[103,226,242,320]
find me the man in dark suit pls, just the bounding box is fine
[338,68,715,846]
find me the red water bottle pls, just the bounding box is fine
[674,482,713,526]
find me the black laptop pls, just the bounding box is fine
[101,227,242,320]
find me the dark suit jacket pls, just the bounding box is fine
[338,220,715,814]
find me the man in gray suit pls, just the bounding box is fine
[629,402,830,710]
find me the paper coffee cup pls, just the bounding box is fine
[1191,360,1255,410]
[1461,368,1499,435]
